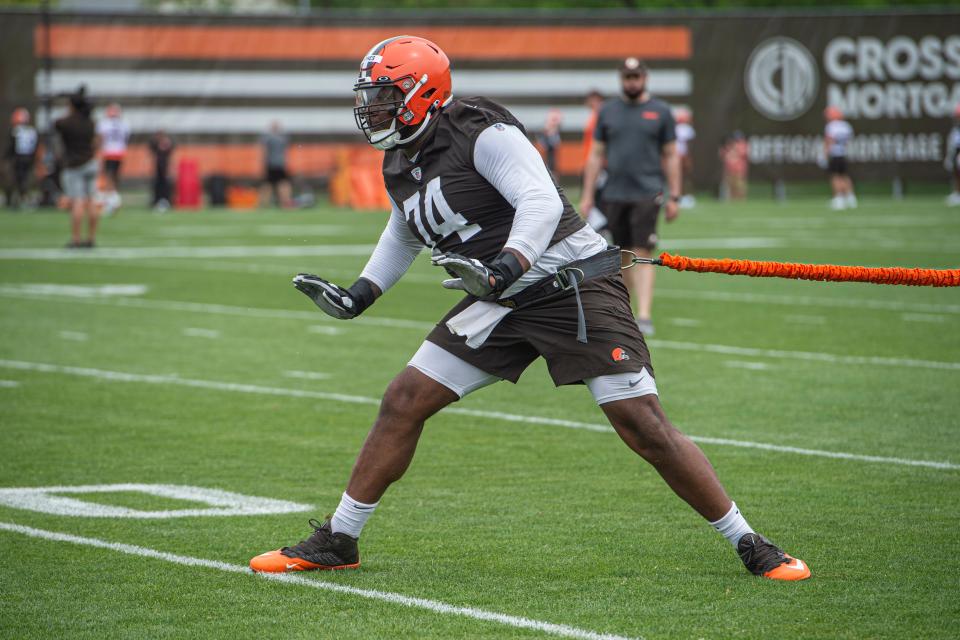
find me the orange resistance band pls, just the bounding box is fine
[658,253,960,287]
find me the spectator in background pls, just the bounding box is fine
[149,129,175,212]
[674,108,695,208]
[719,131,748,201]
[821,106,856,210]
[581,89,609,236]
[944,104,960,206]
[55,87,99,248]
[261,120,293,208]
[581,56,680,337]
[5,107,38,210]
[581,89,604,165]
[96,102,130,215]
[536,108,562,177]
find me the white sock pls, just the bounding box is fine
[329,492,378,538]
[709,502,755,548]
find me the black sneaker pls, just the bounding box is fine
[737,533,810,580]
[250,518,360,573]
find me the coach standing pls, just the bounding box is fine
[55,88,99,248]
[580,57,680,337]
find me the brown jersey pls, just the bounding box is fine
[382,97,584,263]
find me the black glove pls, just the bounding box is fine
[292,274,376,319]
[431,251,525,298]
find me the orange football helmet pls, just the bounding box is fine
[353,35,453,150]
[824,105,843,121]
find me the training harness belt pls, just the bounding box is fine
[496,247,622,344]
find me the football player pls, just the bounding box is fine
[96,102,130,215]
[5,107,38,209]
[250,36,809,581]
[822,106,857,210]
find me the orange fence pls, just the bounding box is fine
[36,25,690,60]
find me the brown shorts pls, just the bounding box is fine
[425,274,653,386]
[602,198,661,250]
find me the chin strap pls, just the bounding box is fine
[395,95,452,147]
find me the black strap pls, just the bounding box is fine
[496,247,621,311]
[495,247,621,344]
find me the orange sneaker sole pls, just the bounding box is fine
[763,555,811,581]
[249,549,360,573]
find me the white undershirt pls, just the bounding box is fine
[359,123,604,295]
[825,120,853,157]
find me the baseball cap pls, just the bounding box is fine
[620,57,648,75]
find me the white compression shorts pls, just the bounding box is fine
[408,340,658,405]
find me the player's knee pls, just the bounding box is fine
[379,370,435,423]
[615,395,682,459]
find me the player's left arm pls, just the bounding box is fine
[432,123,561,297]
[661,141,680,222]
[660,107,680,221]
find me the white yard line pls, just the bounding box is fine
[653,288,960,316]
[183,328,221,339]
[784,314,827,325]
[646,339,960,371]
[0,283,148,297]
[723,360,772,371]
[58,331,89,342]
[0,245,377,260]
[307,325,345,336]
[1,359,956,471]
[901,313,948,323]
[282,370,332,381]
[666,318,702,327]
[0,380,20,388]
[0,522,639,640]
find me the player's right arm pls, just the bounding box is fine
[293,197,422,319]
[579,138,605,218]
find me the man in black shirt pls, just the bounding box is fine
[580,58,681,337]
[149,130,175,211]
[55,88,99,248]
[250,37,809,582]
[5,108,38,210]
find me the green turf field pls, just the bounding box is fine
[1,195,958,639]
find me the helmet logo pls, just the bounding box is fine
[611,347,630,362]
[361,54,383,70]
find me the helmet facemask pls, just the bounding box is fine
[354,73,441,150]
[354,83,407,150]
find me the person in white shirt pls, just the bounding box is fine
[674,108,695,208]
[95,103,130,215]
[944,104,960,206]
[821,106,856,210]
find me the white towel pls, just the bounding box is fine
[445,301,513,349]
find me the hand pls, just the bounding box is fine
[292,274,374,319]
[578,195,594,219]
[664,200,679,222]
[431,251,525,298]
